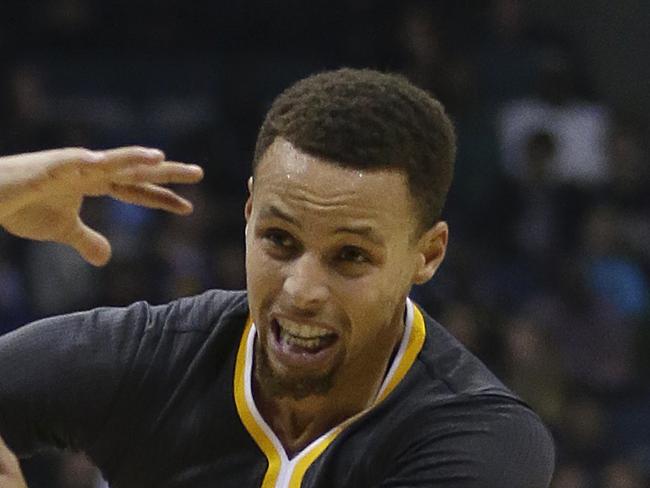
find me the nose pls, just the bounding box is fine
[283,253,329,310]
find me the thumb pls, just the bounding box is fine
[63,217,112,266]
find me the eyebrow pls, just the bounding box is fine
[259,204,385,246]
[259,205,302,228]
[334,225,385,246]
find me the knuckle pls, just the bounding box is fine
[125,145,148,153]
[64,146,87,156]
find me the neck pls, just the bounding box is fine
[252,311,405,457]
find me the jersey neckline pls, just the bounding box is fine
[233,298,426,488]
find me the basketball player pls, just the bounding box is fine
[0,70,554,487]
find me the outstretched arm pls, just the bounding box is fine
[0,146,203,266]
[0,146,203,488]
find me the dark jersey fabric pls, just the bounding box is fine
[0,289,554,487]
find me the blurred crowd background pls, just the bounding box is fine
[1,1,649,487]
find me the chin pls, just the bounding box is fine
[254,337,339,401]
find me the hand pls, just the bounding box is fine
[0,146,203,266]
[0,435,27,488]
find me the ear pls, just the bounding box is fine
[244,177,254,222]
[412,221,448,285]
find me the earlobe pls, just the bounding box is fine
[413,221,448,285]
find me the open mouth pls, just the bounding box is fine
[272,318,339,355]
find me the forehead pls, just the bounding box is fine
[252,139,419,229]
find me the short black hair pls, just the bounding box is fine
[253,68,456,230]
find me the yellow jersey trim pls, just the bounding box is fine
[376,304,426,404]
[234,317,282,488]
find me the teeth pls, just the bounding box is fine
[277,319,333,339]
[276,318,336,351]
[279,328,325,350]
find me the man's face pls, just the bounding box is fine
[245,139,446,400]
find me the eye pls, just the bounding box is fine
[338,246,370,264]
[263,229,297,251]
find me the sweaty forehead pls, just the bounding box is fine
[253,138,413,215]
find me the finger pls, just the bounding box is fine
[60,217,112,267]
[113,162,204,185]
[36,147,106,178]
[32,147,105,164]
[109,183,194,215]
[42,146,164,179]
[97,146,165,169]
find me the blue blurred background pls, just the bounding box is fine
[1,1,649,487]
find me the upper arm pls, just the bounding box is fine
[379,400,555,488]
[0,301,153,456]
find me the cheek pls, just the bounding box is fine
[246,245,278,301]
[353,261,412,304]
[341,271,408,335]
[355,287,403,327]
